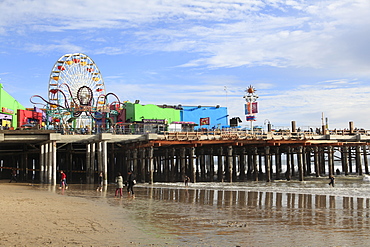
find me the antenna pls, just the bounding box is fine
[224,86,228,108]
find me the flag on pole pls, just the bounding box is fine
[246,115,256,121]
[245,103,251,115]
[252,102,258,113]
[245,102,258,114]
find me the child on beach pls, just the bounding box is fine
[115,172,124,198]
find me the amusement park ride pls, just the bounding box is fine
[31,53,122,130]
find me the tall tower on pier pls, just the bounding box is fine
[243,85,259,132]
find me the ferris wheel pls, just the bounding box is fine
[47,53,107,127]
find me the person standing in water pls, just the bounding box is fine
[328,175,335,187]
[115,172,124,198]
[59,170,68,189]
[184,175,190,186]
[96,171,103,192]
[126,170,135,196]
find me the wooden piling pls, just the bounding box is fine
[265,146,271,182]
[297,146,304,181]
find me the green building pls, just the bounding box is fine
[0,84,25,129]
[124,103,180,123]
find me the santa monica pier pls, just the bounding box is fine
[1,53,370,185]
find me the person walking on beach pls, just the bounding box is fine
[126,170,135,196]
[9,168,17,183]
[115,172,124,198]
[96,171,103,192]
[328,175,335,187]
[59,170,68,189]
[184,175,190,186]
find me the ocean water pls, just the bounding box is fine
[40,176,370,246]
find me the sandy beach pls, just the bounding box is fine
[3,178,370,247]
[0,182,174,247]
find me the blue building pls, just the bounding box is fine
[181,105,228,130]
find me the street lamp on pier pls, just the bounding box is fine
[264,119,272,134]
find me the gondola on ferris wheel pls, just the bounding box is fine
[31,53,123,130]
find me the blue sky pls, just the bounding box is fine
[1,0,370,130]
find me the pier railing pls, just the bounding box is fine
[10,126,370,141]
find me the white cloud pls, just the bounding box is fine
[1,0,369,75]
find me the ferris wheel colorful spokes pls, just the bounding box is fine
[48,53,106,106]
[47,53,107,125]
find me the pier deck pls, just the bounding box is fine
[1,129,369,184]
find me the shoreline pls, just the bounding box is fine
[0,182,176,246]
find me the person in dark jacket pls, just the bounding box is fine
[328,175,335,187]
[9,168,17,183]
[126,170,135,196]
[96,171,103,192]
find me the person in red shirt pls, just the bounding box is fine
[59,170,68,189]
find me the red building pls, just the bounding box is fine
[17,109,43,128]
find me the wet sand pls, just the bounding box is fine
[0,182,175,246]
[2,177,370,246]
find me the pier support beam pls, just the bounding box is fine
[180,147,186,181]
[265,146,271,182]
[297,146,304,181]
[305,147,311,175]
[342,146,349,176]
[218,147,223,182]
[40,144,45,183]
[86,143,93,184]
[356,145,363,175]
[51,141,57,185]
[91,143,96,183]
[140,149,146,183]
[328,146,334,177]
[253,147,258,181]
[190,147,196,183]
[227,146,233,182]
[148,146,154,184]
[285,147,291,181]
[275,147,281,180]
[209,148,215,182]
[348,147,353,173]
[102,141,108,185]
[199,149,205,181]
[132,148,138,178]
[314,146,320,177]
[363,146,369,175]
[170,148,175,182]
[239,147,246,181]
[44,143,49,184]
[97,142,103,183]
